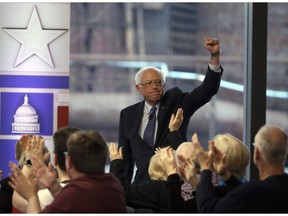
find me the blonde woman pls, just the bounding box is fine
[212,133,250,184]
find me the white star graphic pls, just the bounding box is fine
[3,6,67,68]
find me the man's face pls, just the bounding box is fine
[136,69,164,106]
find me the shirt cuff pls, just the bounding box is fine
[208,62,221,73]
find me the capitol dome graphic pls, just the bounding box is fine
[12,94,40,133]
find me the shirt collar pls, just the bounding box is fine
[144,102,159,115]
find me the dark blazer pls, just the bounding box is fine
[167,173,241,213]
[110,159,169,213]
[118,66,223,185]
[196,170,288,213]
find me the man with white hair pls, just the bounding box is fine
[118,36,224,185]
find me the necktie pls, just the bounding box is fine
[143,107,157,148]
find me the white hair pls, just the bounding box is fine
[134,66,166,85]
[255,124,288,166]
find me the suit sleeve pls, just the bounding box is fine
[109,159,127,189]
[181,66,223,117]
[165,131,185,149]
[196,170,222,213]
[118,110,134,186]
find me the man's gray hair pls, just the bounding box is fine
[255,124,288,166]
[135,66,166,85]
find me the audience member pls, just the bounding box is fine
[17,135,50,170]
[12,135,50,212]
[212,133,250,185]
[109,143,169,213]
[160,145,199,213]
[0,134,31,213]
[175,141,198,201]
[12,127,79,212]
[160,132,249,213]
[9,130,127,213]
[118,36,223,185]
[195,124,288,213]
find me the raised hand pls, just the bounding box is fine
[25,135,50,162]
[204,36,220,55]
[159,146,177,176]
[168,108,184,132]
[192,133,212,171]
[19,134,31,153]
[210,141,231,180]
[179,158,199,190]
[31,157,57,189]
[155,147,162,154]
[8,161,38,200]
[109,143,123,161]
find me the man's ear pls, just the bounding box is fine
[254,147,261,162]
[135,85,142,95]
[66,155,73,170]
[53,153,58,165]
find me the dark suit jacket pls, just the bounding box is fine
[167,173,241,213]
[196,170,288,213]
[118,66,223,185]
[110,159,169,213]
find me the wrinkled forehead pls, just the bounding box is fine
[141,69,162,80]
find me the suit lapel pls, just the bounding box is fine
[132,101,145,136]
[155,103,166,146]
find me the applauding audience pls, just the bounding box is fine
[160,131,250,213]
[12,127,79,212]
[9,130,126,213]
[195,124,288,213]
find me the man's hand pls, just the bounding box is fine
[211,143,231,180]
[19,134,31,153]
[31,157,57,189]
[192,133,213,171]
[109,143,123,161]
[159,146,178,176]
[8,161,38,200]
[204,36,220,56]
[25,135,50,162]
[168,108,184,132]
[179,158,199,190]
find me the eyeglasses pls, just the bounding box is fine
[139,80,165,88]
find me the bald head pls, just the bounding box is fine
[254,124,288,166]
[176,142,196,162]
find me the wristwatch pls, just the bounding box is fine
[25,159,32,167]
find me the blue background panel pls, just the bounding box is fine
[1,92,54,136]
